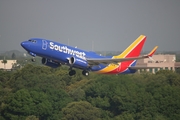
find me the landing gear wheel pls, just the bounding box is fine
[82,70,89,76]
[69,70,76,76]
[31,57,35,62]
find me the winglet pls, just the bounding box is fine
[148,46,158,57]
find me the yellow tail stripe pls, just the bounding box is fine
[114,35,146,58]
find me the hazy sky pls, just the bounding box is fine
[0,0,180,52]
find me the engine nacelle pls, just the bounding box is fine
[68,57,88,68]
[42,58,61,68]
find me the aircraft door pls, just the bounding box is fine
[42,40,48,50]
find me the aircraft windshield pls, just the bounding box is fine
[28,40,36,43]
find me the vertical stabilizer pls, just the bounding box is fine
[113,35,146,58]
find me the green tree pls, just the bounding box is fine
[1,62,180,120]
[2,89,54,120]
[175,68,180,74]
[156,70,180,86]
[11,53,16,59]
[3,89,34,120]
[69,88,85,101]
[26,115,39,120]
[1,57,7,69]
[62,101,102,120]
[45,88,72,119]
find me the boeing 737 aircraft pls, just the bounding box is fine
[21,35,158,76]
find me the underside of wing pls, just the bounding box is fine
[86,56,147,66]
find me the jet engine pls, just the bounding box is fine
[68,57,88,68]
[42,58,61,68]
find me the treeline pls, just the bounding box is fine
[0,64,180,120]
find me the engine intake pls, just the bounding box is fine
[42,58,61,68]
[68,57,88,68]
[69,57,75,64]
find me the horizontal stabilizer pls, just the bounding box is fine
[129,66,161,70]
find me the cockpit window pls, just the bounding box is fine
[28,40,36,43]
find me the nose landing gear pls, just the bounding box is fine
[29,52,36,62]
[31,57,36,62]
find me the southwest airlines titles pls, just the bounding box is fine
[49,42,86,59]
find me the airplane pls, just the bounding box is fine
[21,35,158,76]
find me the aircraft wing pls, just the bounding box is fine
[86,46,158,66]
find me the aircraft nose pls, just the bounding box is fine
[21,41,29,49]
[21,41,25,47]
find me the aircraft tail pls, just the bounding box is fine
[113,35,146,58]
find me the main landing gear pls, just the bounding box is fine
[68,69,89,76]
[69,70,76,76]
[82,70,89,76]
